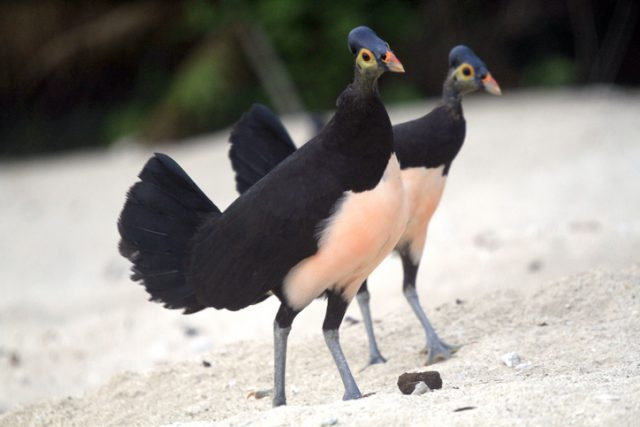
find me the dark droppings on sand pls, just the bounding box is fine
[397,371,442,394]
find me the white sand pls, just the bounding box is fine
[2,267,639,426]
[1,88,639,425]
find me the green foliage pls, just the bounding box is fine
[104,103,148,142]
[380,81,423,104]
[182,0,220,35]
[521,56,576,87]
[141,39,239,140]
[1,0,609,156]
[167,52,226,121]
[247,0,421,111]
[112,0,427,143]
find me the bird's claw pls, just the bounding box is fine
[342,390,363,401]
[359,352,387,372]
[422,339,460,365]
[368,353,387,365]
[272,396,286,407]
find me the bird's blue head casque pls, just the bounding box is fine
[348,26,404,75]
[448,45,501,96]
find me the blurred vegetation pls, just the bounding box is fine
[0,0,638,157]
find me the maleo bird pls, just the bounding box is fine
[228,45,501,366]
[117,26,407,406]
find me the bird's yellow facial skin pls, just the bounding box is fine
[356,48,379,73]
[455,63,475,81]
[451,62,480,95]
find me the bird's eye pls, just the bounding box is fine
[462,66,472,76]
[362,52,371,61]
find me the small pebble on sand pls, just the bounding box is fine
[501,352,521,368]
[320,416,338,426]
[411,381,431,395]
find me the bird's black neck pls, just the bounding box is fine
[329,81,389,153]
[323,78,393,192]
[352,68,382,98]
[441,76,463,116]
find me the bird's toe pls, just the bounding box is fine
[368,353,387,365]
[272,396,287,407]
[342,390,363,401]
[423,339,460,365]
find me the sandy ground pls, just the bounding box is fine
[0,87,639,425]
[2,267,639,426]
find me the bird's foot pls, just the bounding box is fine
[421,339,460,365]
[272,395,286,407]
[359,353,387,373]
[342,389,363,401]
[368,352,387,366]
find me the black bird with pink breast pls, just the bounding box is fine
[117,26,406,406]
[228,45,501,366]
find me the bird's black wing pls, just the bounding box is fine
[394,105,466,174]
[189,138,347,311]
[229,104,297,194]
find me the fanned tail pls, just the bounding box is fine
[228,104,297,194]
[118,153,221,314]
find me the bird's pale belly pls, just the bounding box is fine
[282,154,408,310]
[396,166,447,263]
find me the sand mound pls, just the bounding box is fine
[2,266,638,426]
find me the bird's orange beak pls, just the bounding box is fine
[482,73,501,95]
[383,50,405,73]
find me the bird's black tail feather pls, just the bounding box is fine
[118,153,221,314]
[228,104,297,194]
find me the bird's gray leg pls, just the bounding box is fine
[323,291,362,401]
[401,251,459,365]
[273,303,299,407]
[356,281,387,365]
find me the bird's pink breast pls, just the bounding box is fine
[396,166,447,263]
[282,154,408,309]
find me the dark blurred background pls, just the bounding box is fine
[1,0,638,157]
